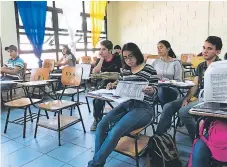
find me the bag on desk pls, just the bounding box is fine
[188,119,227,167]
[204,60,227,103]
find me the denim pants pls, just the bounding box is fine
[93,99,105,120]
[88,100,154,166]
[192,134,212,167]
[156,97,199,141]
[157,86,179,107]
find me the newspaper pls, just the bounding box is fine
[115,80,149,101]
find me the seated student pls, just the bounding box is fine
[152,40,183,107]
[0,45,24,90]
[224,52,227,60]
[113,45,121,55]
[90,40,122,131]
[156,36,222,141]
[87,42,158,167]
[56,45,76,68]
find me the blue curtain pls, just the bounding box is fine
[16,1,47,67]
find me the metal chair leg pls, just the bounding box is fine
[76,105,86,133]
[23,107,27,138]
[135,138,139,167]
[85,97,91,113]
[28,106,33,122]
[45,110,49,119]
[58,111,61,146]
[34,109,41,138]
[4,108,11,133]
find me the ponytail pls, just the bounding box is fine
[169,48,176,58]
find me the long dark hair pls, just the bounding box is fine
[121,43,144,70]
[62,45,76,66]
[158,40,176,58]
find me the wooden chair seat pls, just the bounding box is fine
[4,98,42,108]
[130,127,145,136]
[55,88,85,95]
[115,135,150,157]
[37,115,80,131]
[38,100,76,111]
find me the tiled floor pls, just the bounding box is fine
[1,93,191,167]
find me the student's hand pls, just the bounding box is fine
[182,99,189,107]
[106,82,115,90]
[142,86,155,95]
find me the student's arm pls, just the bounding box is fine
[56,57,64,66]
[174,61,183,81]
[92,58,104,74]
[182,76,199,107]
[1,66,22,75]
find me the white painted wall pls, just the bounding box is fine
[107,1,227,59]
[0,1,18,64]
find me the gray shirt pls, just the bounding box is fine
[152,58,183,81]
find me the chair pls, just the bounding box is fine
[114,119,156,167]
[34,66,86,146]
[43,59,55,72]
[181,54,196,77]
[146,55,160,65]
[3,68,50,138]
[80,56,91,64]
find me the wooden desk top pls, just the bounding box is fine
[17,80,48,86]
[189,109,227,119]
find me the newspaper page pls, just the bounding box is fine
[115,80,149,101]
[204,61,227,103]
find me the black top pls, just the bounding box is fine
[96,54,122,73]
[194,56,221,97]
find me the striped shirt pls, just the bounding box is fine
[119,64,158,104]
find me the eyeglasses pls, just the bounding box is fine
[123,54,134,61]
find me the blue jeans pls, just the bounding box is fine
[88,100,154,167]
[157,86,179,107]
[0,76,17,90]
[192,134,212,167]
[93,99,105,120]
[156,97,199,141]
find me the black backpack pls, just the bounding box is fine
[146,133,182,167]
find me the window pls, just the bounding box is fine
[15,1,107,67]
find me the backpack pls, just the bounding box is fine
[146,133,182,167]
[188,119,227,167]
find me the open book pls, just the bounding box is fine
[87,81,148,103]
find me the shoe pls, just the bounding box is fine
[90,120,98,131]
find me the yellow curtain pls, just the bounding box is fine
[90,0,107,48]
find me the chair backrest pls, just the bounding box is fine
[43,59,55,72]
[147,55,160,59]
[80,56,91,64]
[191,56,205,69]
[61,66,82,86]
[30,68,50,81]
[180,54,196,63]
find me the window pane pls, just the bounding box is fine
[55,1,82,11]
[47,1,53,7]
[87,18,105,32]
[58,14,68,30]
[41,53,57,62]
[18,13,23,26]
[46,11,53,28]
[19,34,56,50]
[20,54,39,69]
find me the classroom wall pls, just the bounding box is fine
[0,1,18,63]
[107,1,227,59]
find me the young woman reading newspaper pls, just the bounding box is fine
[87,42,158,167]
